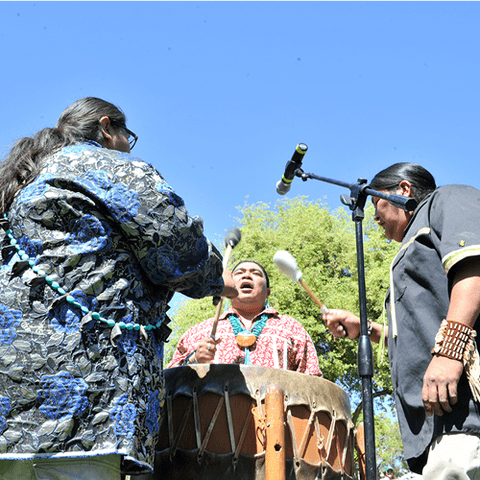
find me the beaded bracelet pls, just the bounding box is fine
[1,214,167,340]
[184,350,198,365]
[432,319,480,402]
[431,319,476,364]
[355,319,373,339]
[367,319,373,336]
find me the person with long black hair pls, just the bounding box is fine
[323,163,480,480]
[0,97,236,480]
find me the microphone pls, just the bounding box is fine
[276,143,308,195]
[224,227,241,248]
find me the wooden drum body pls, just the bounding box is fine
[155,364,354,480]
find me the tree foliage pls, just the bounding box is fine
[374,413,410,477]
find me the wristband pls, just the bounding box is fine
[432,320,476,363]
[355,319,373,339]
[432,319,480,403]
[184,350,197,365]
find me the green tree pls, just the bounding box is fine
[374,413,409,477]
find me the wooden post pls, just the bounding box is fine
[265,385,286,480]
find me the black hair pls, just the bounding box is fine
[369,162,436,204]
[0,97,127,213]
[232,260,270,288]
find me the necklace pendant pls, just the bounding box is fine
[236,332,256,348]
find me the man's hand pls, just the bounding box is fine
[422,355,463,416]
[322,309,361,339]
[195,337,222,363]
[423,257,480,416]
[219,270,238,299]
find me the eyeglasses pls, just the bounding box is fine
[123,126,138,150]
[111,121,138,150]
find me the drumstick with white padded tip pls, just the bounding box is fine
[273,250,329,314]
[273,250,349,338]
[210,227,242,339]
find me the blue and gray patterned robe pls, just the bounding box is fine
[0,143,223,473]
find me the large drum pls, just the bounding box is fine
[154,364,355,480]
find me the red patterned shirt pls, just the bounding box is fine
[168,306,322,376]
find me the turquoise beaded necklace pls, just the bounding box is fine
[228,313,268,365]
[1,214,163,337]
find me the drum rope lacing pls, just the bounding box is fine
[160,366,355,478]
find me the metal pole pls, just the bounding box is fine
[354,210,377,480]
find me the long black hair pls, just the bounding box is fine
[369,162,436,204]
[0,97,127,213]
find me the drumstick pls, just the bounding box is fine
[273,250,329,314]
[298,279,328,314]
[273,250,351,338]
[210,227,242,339]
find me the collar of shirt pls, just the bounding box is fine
[219,305,277,322]
[81,139,103,148]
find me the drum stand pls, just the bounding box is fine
[291,166,416,480]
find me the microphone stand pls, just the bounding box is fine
[293,169,416,480]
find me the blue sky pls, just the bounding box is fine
[2,1,480,308]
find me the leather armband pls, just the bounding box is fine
[432,319,476,363]
[432,319,480,403]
